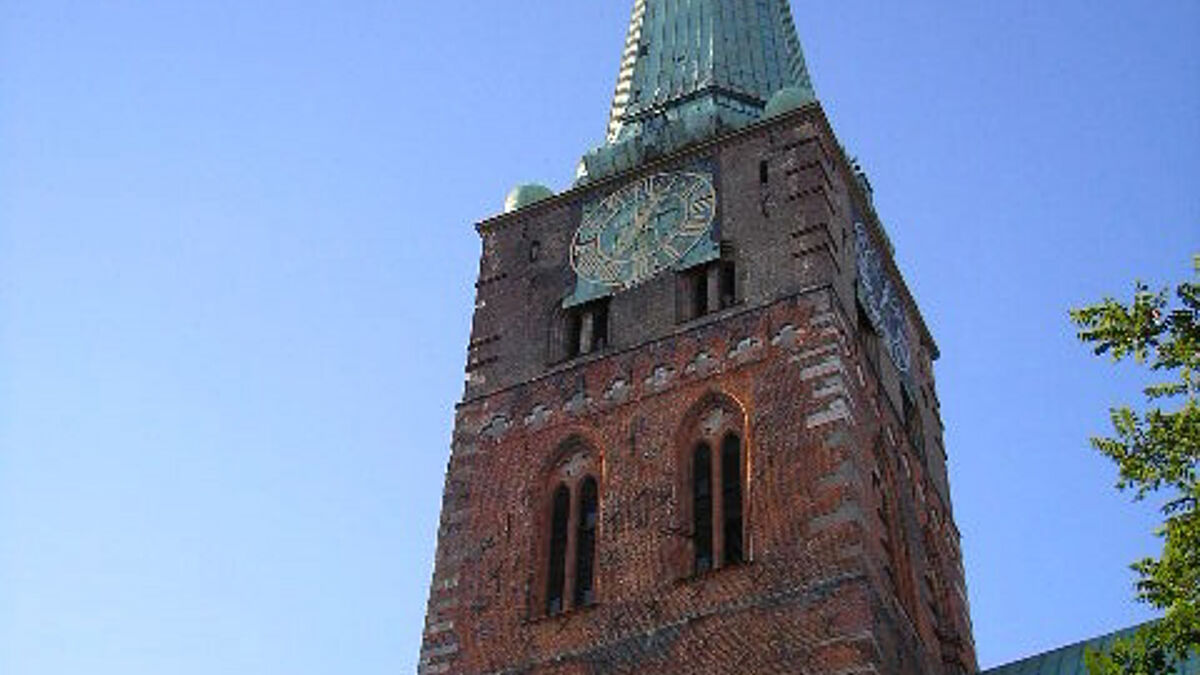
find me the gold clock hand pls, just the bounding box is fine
[614,195,659,257]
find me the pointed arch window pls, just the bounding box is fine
[680,394,748,577]
[540,439,602,617]
[691,434,744,574]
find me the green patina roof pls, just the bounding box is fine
[605,0,814,142]
[980,624,1200,675]
[579,0,816,182]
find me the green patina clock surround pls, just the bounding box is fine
[566,170,718,307]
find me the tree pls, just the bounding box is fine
[1070,256,1199,674]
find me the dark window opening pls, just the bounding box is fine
[565,299,610,359]
[679,258,736,322]
[721,433,744,565]
[759,160,769,185]
[546,485,570,615]
[591,301,608,352]
[719,261,736,310]
[903,387,925,457]
[566,312,583,359]
[690,266,709,318]
[529,240,541,262]
[574,477,598,607]
[692,443,713,574]
[857,300,880,374]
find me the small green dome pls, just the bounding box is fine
[762,87,814,120]
[504,184,554,214]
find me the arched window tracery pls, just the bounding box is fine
[677,392,749,576]
[539,436,602,616]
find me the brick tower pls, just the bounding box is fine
[419,2,976,673]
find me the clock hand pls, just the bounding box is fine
[613,196,660,256]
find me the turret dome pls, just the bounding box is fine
[503,184,554,214]
[762,86,815,120]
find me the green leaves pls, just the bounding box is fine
[1072,256,1200,674]
[1069,284,1166,364]
[1085,618,1194,675]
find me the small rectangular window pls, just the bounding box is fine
[678,256,736,323]
[564,299,610,359]
[590,301,609,352]
[719,261,736,310]
[566,312,583,359]
[691,267,708,318]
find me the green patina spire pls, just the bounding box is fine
[607,0,814,141]
[579,0,816,181]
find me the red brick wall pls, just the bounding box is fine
[420,106,976,674]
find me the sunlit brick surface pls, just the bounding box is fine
[420,108,976,675]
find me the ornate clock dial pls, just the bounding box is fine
[854,222,911,374]
[571,172,716,291]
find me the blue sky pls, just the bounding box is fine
[1,2,1197,673]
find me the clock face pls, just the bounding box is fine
[571,171,716,291]
[854,222,912,373]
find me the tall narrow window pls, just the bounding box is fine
[546,485,570,615]
[680,395,748,580]
[574,477,598,607]
[721,433,744,565]
[690,267,709,318]
[692,443,713,573]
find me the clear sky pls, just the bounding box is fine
[1,2,1197,673]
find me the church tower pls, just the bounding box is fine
[420,2,976,673]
